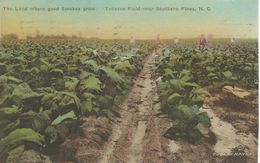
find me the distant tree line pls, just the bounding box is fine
[1,33,82,40]
[27,34,80,40]
[1,34,19,40]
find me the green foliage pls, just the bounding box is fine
[79,76,102,92]
[157,49,212,144]
[157,43,258,88]
[0,39,150,162]
[82,59,100,72]
[51,111,76,125]
[0,128,45,155]
[0,106,19,119]
[6,145,51,163]
[114,60,135,73]
[156,43,257,144]
[101,66,124,83]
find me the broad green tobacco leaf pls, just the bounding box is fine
[169,79,184,89]
[114,60,134,73]
[196,112,211,125]
[11,83,41,106]
[0,105,19,119]
[82,59,100,72]
[101,66,124,82]
[80,76,101,92]
[178,105,198,119]
[222,71,232,79]
[80,100,93,113]
[0,75,23,84]
[2,76,23,84]
[51,111,76,125]
[0,128,45,154]
[167,93,182,103]
[49,68,64,77]
[192,87,210,96]
[184,82,200,88]
[191,95,204,104]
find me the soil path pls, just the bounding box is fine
[98,52,167,163]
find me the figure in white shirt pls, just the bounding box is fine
[130,36,135,45]
[173,38,179,47]
[230,38,236,47]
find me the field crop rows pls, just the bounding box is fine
[0,39,152,162]
[0,39,258,162]
[155,43,258,144]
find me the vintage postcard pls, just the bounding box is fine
[0,0,258,162]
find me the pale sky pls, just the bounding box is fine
[0,0,258,39]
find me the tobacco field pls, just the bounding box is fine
[0,38,258,163]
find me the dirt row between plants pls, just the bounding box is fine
[55,52,258,163]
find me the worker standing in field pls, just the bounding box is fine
[230,38,236,47]
[173,38,179,47]
[198,34,207,49]
[130,36,135,44]
[155,34,161,50]
[130,36,135,47]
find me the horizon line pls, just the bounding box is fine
[1,38,258,40]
